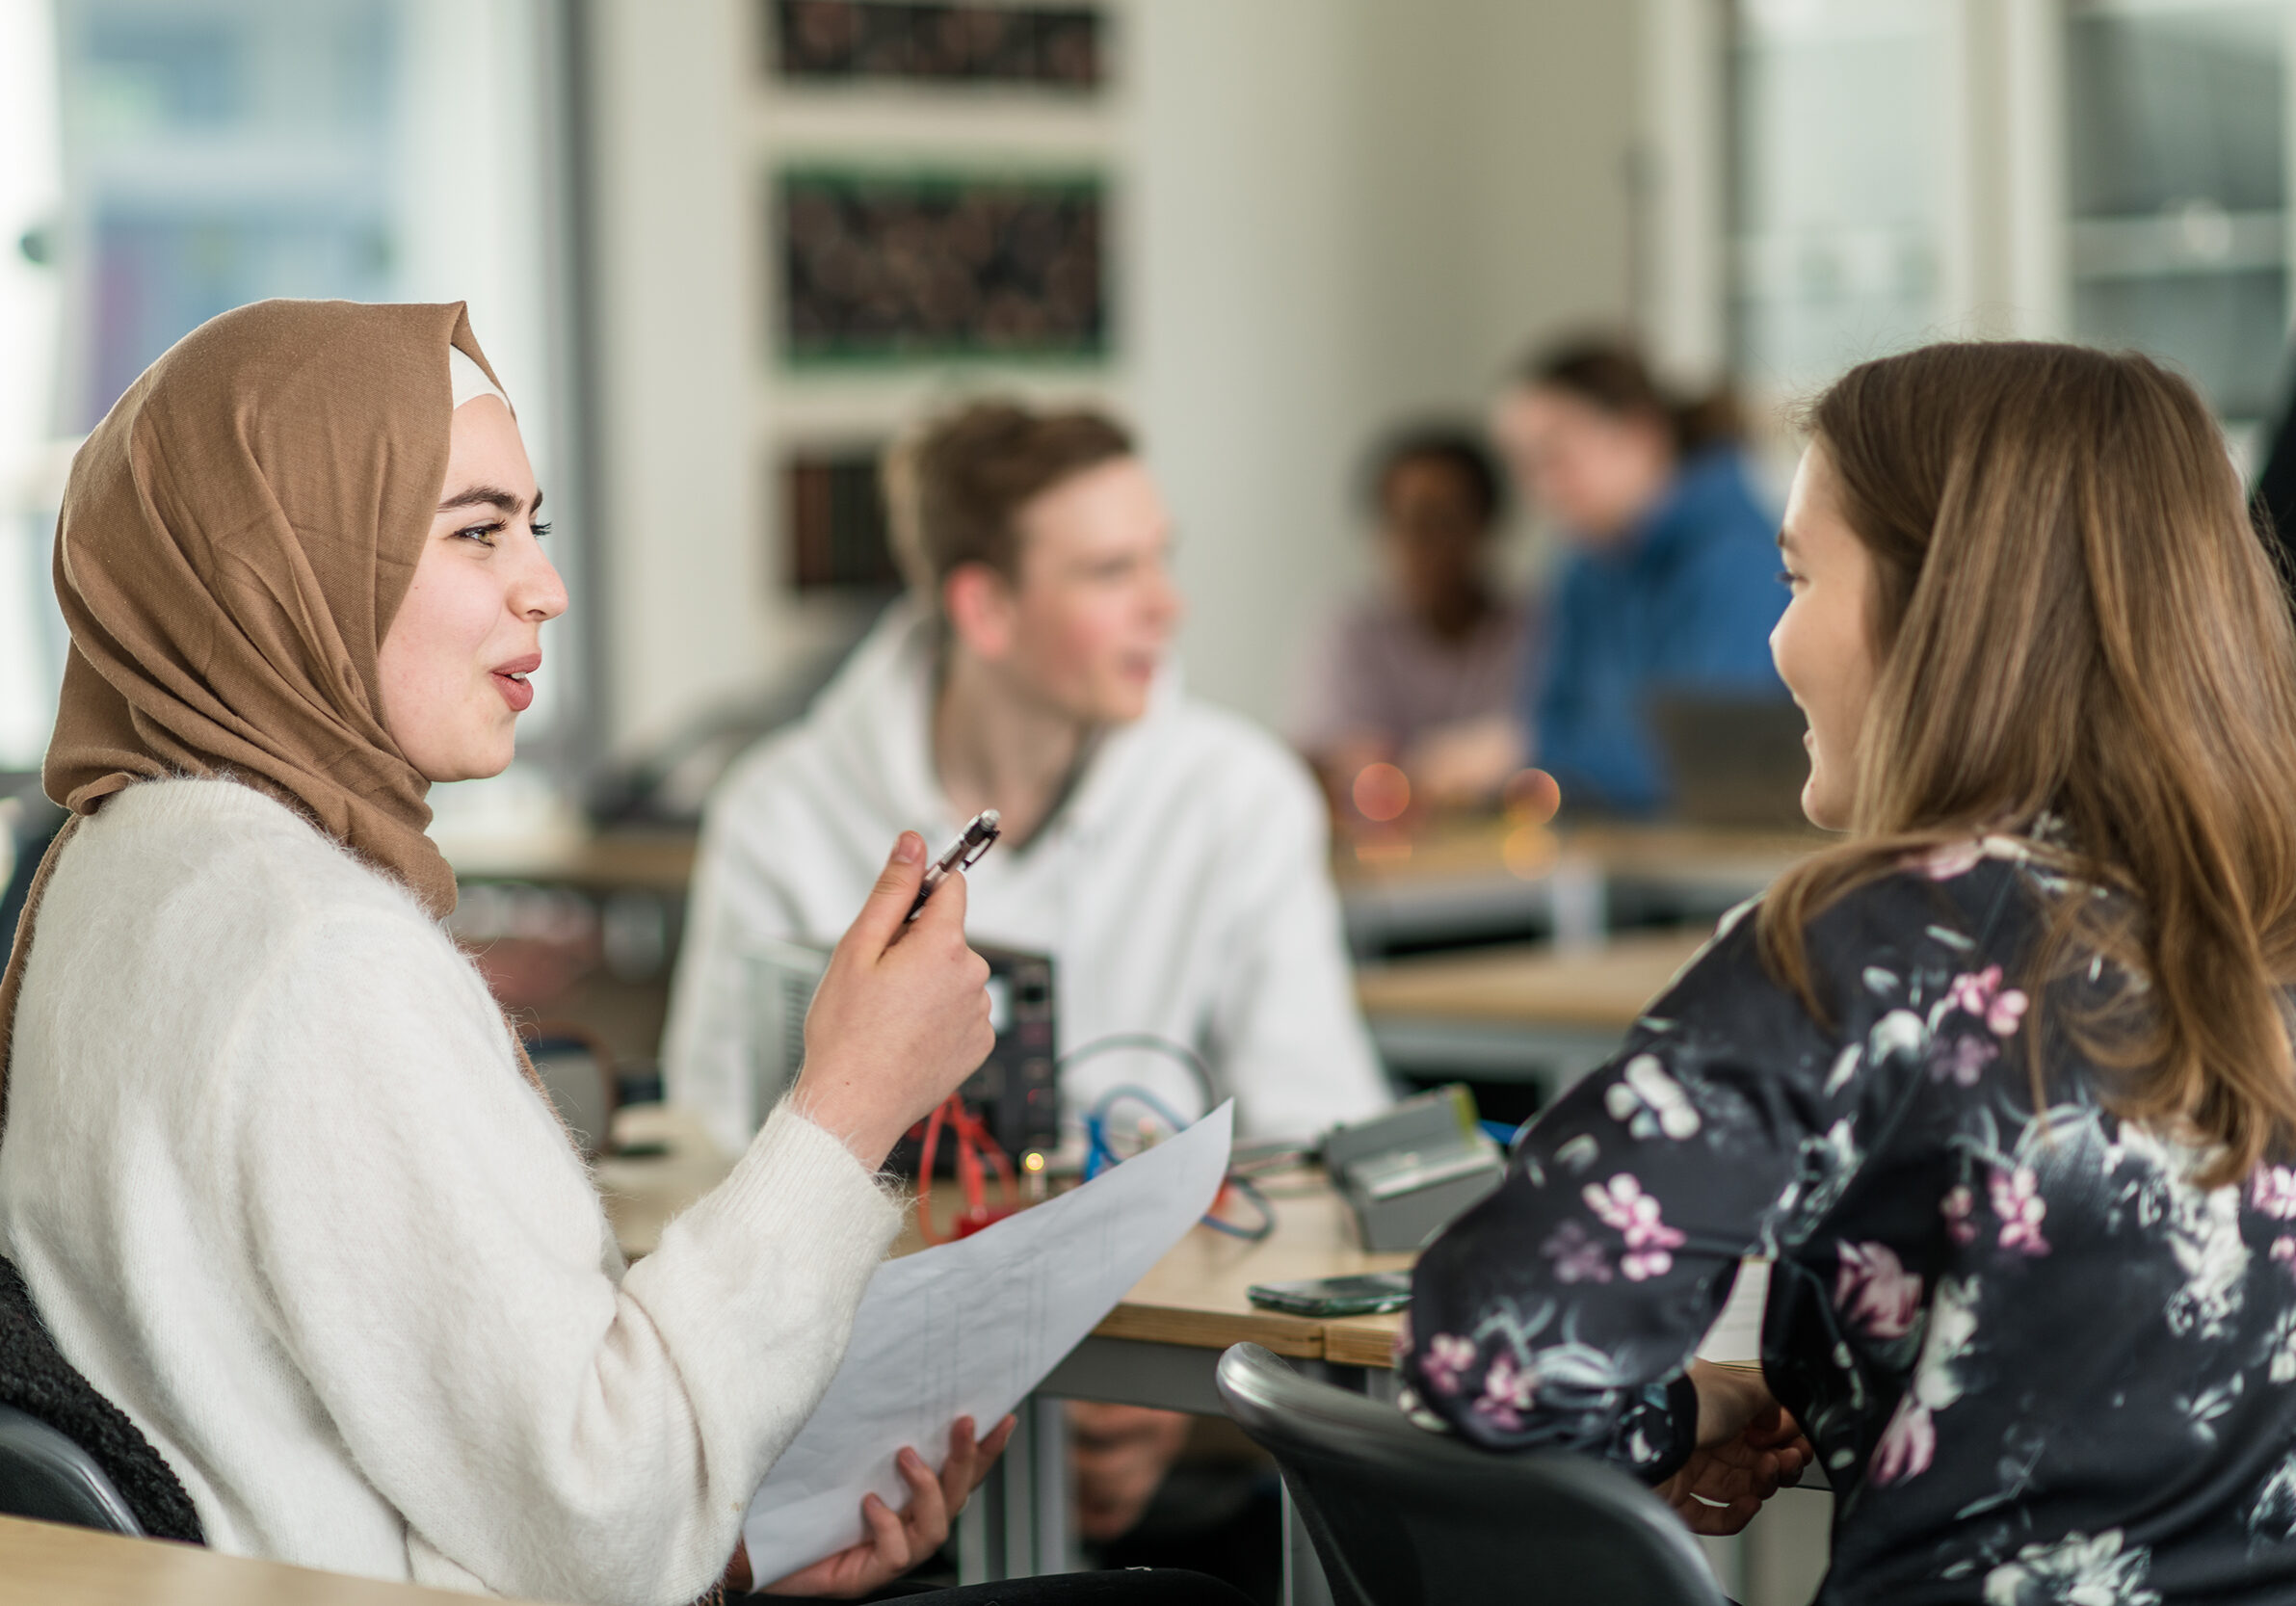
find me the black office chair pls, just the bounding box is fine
[0,1403,144,1533]
[1214,1342,1725,1606]
[0,1256,202,1542]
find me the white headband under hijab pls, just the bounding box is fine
[448,348,508,411]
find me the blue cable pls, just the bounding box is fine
[1081,1081,1274,1241]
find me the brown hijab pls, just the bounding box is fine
[1,299,523,1128]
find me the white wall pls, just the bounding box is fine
[588,0,766,751]
[1134,0,1638,722]
[586,0,1641,749]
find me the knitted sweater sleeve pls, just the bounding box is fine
[228,904,901,1606]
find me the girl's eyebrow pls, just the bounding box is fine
[437,485,541,516]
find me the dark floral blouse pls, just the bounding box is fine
[1401,837,2296,1605]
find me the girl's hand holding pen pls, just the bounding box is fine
[791,831,995,1171]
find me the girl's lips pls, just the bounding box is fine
[493,671,535,713]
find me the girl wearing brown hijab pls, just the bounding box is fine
[0,300,1037,1604]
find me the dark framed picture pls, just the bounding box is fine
[768,0,1103,90]
[780,444,901,592]
[777,168,1109,365]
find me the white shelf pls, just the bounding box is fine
[2069,207,2287,278]
[752,84,1123,160]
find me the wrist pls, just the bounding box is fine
[1689,1359,1766,1450]
[789,1074,902,1172]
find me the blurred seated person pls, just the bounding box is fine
[665,399,1388,1151]
[1496,334,1786,816]
[665,400,1395,1556]
[1293,426,1533,814]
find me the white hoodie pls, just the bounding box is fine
[664,603,1391,1154]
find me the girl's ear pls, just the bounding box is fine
[942,564,1017,662]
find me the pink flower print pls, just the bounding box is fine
[1990,1166,2051,1256]
[1941,1185,1979,1246]
[1870,1396,1937,1485]
[2274,1238,2296,1275]
[1944,965,2028,1037]
[1934,1034,1998,1087]
[1910,839,1985,881]
[1987,989,2028,1037]
[1582,1174,1687,1280]
[1418,1332,1476,1397]
[2255,1165,2296,1221]
[1541,1220,1614,1284]
[1834,1241,1925,1340]
[1474,1351,1539,1432]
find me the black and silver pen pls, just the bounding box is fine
[907,809,1001,921]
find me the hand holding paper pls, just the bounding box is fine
[741,1101,1236,1582]
[758,1414,1015,1597]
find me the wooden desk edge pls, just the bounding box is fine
[1092,1305,1328,1358]
[0,1514,571,1604]
[1322,1314,1404,1370]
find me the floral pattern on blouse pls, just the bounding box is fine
[1400,843,2296,1604]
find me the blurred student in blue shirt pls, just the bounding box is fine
[1494,335,1786,816]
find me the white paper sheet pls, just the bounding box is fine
[742,1101,1235,1580]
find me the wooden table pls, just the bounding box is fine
[1085,1185,1412,1358]
[445,828,699,894]
[1334,819,1821,957]
[598,1109,1408,1377]
[603,1112,1807,1601]
[1355,927,1714,1098]
[0,1515,562,1606]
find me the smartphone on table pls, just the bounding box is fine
[1246,1270,1412,1317]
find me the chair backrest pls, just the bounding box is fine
[0,1403,145,1535]
[0,1256,203,1543]
[1214,1343,1726,1606]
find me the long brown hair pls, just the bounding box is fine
[1758,341,2296,1187]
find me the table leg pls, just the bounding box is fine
[1000,1401,1037,1580]
[961,1393,1076,1584]
[1548,854,1608,952]
[957,1458,995,1584]
[1028,1394,1077,1575]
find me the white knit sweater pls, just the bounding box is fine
[0,777,902,1604]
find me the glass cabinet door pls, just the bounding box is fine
[2065,0,2291,426]
[1728,0,1951,394]
[54,0,401,431]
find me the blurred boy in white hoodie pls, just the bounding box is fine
[664,401,1390,1546]
[665,402,1387,1157]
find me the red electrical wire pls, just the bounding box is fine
[916,1093,1018,1244]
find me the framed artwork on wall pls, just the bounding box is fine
[776,168,1108,365]
[780,444,901,592]
[768,0,1103,90]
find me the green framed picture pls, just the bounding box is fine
[776,168,1109,367]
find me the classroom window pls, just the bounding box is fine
[2066,0,2291,424]
[1728,0,1949,395]
[0,0,591,789]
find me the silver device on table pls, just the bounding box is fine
[1323,1085,1508,1252]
